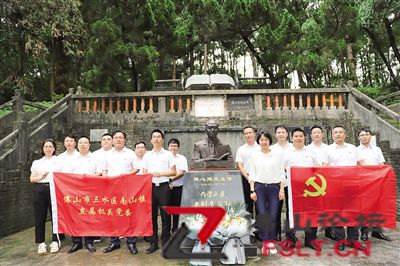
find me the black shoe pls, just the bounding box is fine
[361,233,369,241]
[128,243,138,254]
[67,243,82,254]
[338,243,345,251]
[85,243,96,252]
[371,232,392,241]
[277,233,282,242]
[325,231,337,241]
[143,236,151,243]
[305,241,321,251]
[103,243,120,253]
[146,243,159,254]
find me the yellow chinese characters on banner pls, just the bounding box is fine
[63,194,146,217]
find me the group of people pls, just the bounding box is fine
[30,130,188,255]
[30,123,392,257]
[236,125,392,255]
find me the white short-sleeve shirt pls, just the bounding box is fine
[56,150,79,173]
[235,143,260,174]
[70,152,102,175]
[171,153,189,187]
[92,148,112,173]
[30,156,58,183]
[105,147,139,176]
[356,144,385,165]
[306,142,329,164]
[248,150,286,185]
[270,142,293,158]
[282,146,319,169]
[327,142,357,166]
[135,158,145,175]
[143,148,176,184]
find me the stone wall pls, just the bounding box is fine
[71,110,361,165]
[0,107,72,237]
[1,99,399,237]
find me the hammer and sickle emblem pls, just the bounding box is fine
[303,174,327,197]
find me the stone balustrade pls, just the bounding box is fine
[72,88,350,116]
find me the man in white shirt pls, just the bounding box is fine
[55,134,79,242]
[326,125,365,251]
[68,136,104,254]
[167,138,188,233]
[307,126,334,241]
[307,125,329,165]
[103,131,140,255]
[92,133,113,175]
[236,126,260,218]
[356,128,391,242]
[270,125,293,241]
[134,141,147,174]
[282,128,320,250]
[57,134,79,173]
[143,129,176,254]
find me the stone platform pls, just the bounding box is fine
[1,222,399,266]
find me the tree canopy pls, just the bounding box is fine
[1,0,399,102]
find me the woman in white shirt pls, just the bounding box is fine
[249,131,286,255]
[30,139,60,254]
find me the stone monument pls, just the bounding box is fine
[191,120,235,169]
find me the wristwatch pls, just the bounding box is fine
[168,178,173,184]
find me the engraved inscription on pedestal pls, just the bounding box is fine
[181,170,244,210]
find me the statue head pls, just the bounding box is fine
[205,120,219,140]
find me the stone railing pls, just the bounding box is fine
[348,84,400,149]
[0,89,74,165]
[72,88,350,117]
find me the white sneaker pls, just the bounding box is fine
[267,242,277,254]
[38,243,47,254]
[50,241,59,253]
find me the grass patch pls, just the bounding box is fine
[378,113,400,129]
[0,106,13,118]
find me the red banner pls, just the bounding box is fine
[52,173,153,236]
[289,165,396,228]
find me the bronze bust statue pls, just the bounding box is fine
[191,120,235,169]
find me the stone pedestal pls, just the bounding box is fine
[179,170,258,257]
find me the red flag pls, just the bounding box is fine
[51,173,153,236]
[289,165,396,228]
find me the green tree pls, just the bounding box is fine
[1,0,85,101]
[81,0,159,92]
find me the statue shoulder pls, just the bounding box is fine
[194,139,208,146]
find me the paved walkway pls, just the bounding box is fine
[1,222,399,266]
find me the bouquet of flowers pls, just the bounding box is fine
[184,202,254,265]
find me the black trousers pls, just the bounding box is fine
[72,236,95,245]
[241,175,254,218]
[276,186,287,238]
[333,226,359,241]
[171,185,183,233]
[361,226,383,234]
[110,236,137,245]
[279,186,317,242]
[33,183,58,243]
[151,182,172,245]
